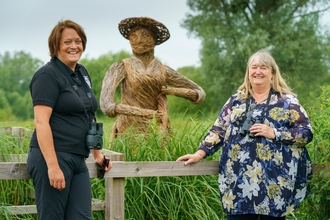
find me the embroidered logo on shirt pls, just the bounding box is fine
[83,76,92,89]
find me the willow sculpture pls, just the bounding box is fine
[100,17,206,139]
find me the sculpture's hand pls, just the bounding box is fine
[155,110,164,121]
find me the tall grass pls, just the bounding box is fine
[0,128,35,219]
[1,106,330,219]
[106,115,226,219]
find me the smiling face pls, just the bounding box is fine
[129,27,156,54]
[57,28,83,70]
[248,57,273,90]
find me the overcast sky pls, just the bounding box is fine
[0,0,201,70]
[1,1,330,70]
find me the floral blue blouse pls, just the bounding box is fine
[199,90,313,217]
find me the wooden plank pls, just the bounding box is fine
[4,205,37,215]
[0,151,124,180]
[0,162,31,179]
[0,161,219,180]
[5,200,105,215]
[103,161,220,178]
[2,161,330,180]
[1,126,32,137]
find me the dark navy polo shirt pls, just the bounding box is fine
[29,57,98,157]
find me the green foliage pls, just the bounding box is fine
[7,92,33,120]
[0,51,42,120]
[0,51,42,96]
[0,89,13,121]
[307,85,330,163]
[293,84,330,219]
[183,0,330,111]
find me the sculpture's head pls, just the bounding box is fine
[118,17,170,46]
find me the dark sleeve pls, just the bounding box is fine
[30,72,59,108]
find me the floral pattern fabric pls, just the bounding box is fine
[199,90,313,217]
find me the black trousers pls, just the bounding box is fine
[227,214,286,220]
[27,147,92,220]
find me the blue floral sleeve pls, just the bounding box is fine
[199,96,234,156]
[271,94,313,147]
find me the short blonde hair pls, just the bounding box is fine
[238,49,295,97]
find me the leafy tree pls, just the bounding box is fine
[0,89,13,121]
[7,91,33,120]
[183,0,330,112]
[0,51,42,120]
[0,51,42,96]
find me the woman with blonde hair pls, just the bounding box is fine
[239,49,295,98]
[177,49,312,219]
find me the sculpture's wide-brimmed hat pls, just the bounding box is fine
[118,17,170,45]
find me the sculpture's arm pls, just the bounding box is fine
[162,65,206,104]
[114,104,162,119]
[100,61,163,120]
[100,62,125,117]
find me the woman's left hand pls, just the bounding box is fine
[250,123,276,139]
[94,153,112,172]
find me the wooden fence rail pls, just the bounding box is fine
[0,153,219,219]
[1,127,329,220]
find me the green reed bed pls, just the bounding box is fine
[107,116,227,219]
[1,108,330,219]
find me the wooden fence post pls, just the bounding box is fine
[105,177,125,220]
[104,150,125,220]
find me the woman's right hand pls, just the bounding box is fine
[34,105,65,190]
[48,166,65,191]
[176,152,204,166]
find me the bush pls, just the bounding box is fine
[296,85,330,220]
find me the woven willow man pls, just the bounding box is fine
[100,17,205,139]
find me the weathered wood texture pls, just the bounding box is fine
[2,160,328,180]
[0,160,219,180]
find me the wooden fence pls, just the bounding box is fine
[1,127,329,220]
